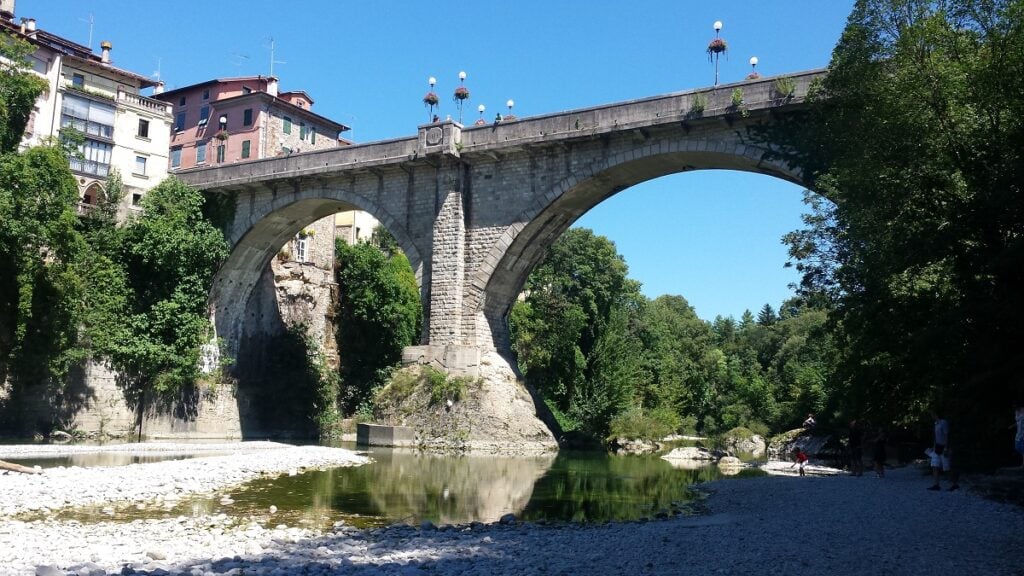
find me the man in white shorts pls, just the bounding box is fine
[927,410,959,491]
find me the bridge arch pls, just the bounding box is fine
[209,186,423,352]
[468,139,805,350]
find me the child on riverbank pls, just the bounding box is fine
[791,447,809,477]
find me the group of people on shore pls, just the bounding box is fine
[788,405,1024,487]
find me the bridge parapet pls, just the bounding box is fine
[458,70,824,153]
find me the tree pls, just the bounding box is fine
[770,0,1024,464]
[510,228,644,437]
[335,238,421,413]
[756,303,777,326]
[0,145,84,387]
[0,32,48,154]
[108,178,229,394]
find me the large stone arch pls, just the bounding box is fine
[210,183,422,353]
[467,138,804,352]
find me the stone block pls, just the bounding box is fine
[356,423,415,447]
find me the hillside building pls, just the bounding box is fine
[1,0,172,216]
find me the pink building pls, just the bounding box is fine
[155,76,348,171]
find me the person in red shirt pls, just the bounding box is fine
[791,447,809,477]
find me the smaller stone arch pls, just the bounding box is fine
[210,191,424,355]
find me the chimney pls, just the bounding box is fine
[1,0,15,21]
[100,40,112,63]
[152,81,164,95]
[266,77,279,97]
[24,17,35,32]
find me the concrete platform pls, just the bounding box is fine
[356,423,416,447]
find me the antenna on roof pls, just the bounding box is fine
[264,37,286,77]
[229,52,250,74]
[151,57,162,82]
[79,13,94,50]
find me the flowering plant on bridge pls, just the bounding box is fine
[453,86,470,101]
[707,38,727,61]
[423,91,439,106]
[746,71,761,80]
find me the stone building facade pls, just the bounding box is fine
[1,1,172,215]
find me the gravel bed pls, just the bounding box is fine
[2,446,1022,575]
[0,443,368,517]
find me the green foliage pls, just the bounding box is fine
[0,32,48,154]
[335,237,421,413]
[426,366,470,406]
[690,93,708,115]
[510,228,643,437]
[0,145,84,387]
[104,178,229,394]
[608,406,680,441]
[774,76,797,99]
[730,88,744,108]
[763,0,1024,466]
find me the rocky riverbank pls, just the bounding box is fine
[2,443,1023,575]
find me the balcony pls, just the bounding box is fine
[117,89,172,117]
[69,157,110,178]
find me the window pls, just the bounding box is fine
[216,144,225,163]
[170,147,182,168]
[295,236,308,263]
[68,139,112,177]
[132,193,142,206]
[196,141,207,164]
[134,155,147,176]
[72,73,84,88]
[243,108,253,126]
[202,88,210,100]
[30,54,48,74]
[175,112,185,131]
[283,116,291,134]
[299,122,307,140]
[242,86,252,94]
[241,140,251,159]
[198,105,210,126]
[179,96,186,106]
[310,127,316,145]
[61,93,114,139]
[137,119,149,138]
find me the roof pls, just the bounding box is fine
[156,76,278,98]
[0,19,157,87]
[279,90,314,105]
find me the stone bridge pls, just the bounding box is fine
[178,70,821,377]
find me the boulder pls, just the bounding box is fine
[662,446,715,461]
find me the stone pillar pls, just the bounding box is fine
[429,178,464,344]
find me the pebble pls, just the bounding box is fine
[2,447,1024,575]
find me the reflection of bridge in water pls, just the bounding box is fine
[219,449,735,526]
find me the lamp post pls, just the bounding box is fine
[454,70,470,123]
[423,76,439,121]
[476,104,486,126]
[707,20,728,86]
[506,99,515,119]
[747,56,759,80]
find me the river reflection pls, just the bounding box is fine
[35,447,760,527]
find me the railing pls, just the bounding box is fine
[69,157,110,178]
[117,89,173,116]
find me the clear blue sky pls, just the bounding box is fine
[18,0,854,320]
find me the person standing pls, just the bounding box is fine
[872,427,887,478]
[848,419,864,477]
[928,410,959,491]
[1012,404,1024,468]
